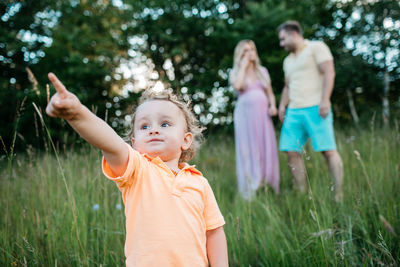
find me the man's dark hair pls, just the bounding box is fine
[277,21,303,35]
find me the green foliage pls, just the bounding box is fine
[128,0,340,126]
[1,0,53,152]
[125,0,400,130]
[1,126,400,265]
[0,0,136,152]
[324,0,400,121]
[338,0,400,73]
[1,0,399,152]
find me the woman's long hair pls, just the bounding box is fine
[230,40,270,89]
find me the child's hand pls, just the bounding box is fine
[46,73,82,121]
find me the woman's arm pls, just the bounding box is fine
[230,54,250,91]
[264,81,277,116]
[231,69,246,91]
[206,226,228,267]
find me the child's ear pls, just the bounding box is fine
[181,132,193,151]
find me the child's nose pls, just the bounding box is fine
[149,127,160,135]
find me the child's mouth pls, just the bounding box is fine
[148,138,163,143]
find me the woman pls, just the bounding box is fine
[230,40,280,199]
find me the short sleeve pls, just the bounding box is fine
[102,143,142,190]
[283,57,289,78]
[313,41,333,64]
[203,180,225,230]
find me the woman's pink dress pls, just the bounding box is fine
[234,68,280,199]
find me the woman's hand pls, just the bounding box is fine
[240,52,250,70]
[269,106,278,116]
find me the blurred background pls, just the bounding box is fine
[1,2,400,266]
[1,0,399,152]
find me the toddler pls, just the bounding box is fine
[46,73,228,267]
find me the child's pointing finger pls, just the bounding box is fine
[48,72,68,96]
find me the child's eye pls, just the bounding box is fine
[161,122,170,127]
[141,125,150,130]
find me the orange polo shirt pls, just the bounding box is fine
[102,144,225,267]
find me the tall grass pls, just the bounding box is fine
[1,125,399,266]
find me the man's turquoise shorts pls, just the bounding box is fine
[279,105,337,153]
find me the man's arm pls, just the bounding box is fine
[46,73,128,176]
[278,77,290,122]
[206,226,228,267]
[318,60,335,118]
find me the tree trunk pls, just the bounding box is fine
[346,89,359,126]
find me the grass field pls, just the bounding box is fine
[1,124,399,266]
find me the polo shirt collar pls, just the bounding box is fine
[142,153,202,176]
[179,162,203,176]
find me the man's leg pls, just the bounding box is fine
[287,151,307,192]
[279,107,308,192]
[322,150,343,202]
[306,106,343,201]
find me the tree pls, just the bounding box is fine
[124,0,338,131]
[1,0,54,153]
[1,0,135,153]
[333,0,400,125]
[2,0,398,153]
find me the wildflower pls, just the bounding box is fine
[353,150,361,160]
[116,204,122,210]
[93,204,100,211]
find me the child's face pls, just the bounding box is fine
[132,100,193,162]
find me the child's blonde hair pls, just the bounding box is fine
[129,89,204,162]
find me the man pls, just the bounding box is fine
[277,21,343,201]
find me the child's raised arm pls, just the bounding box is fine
[46,73,128,176]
